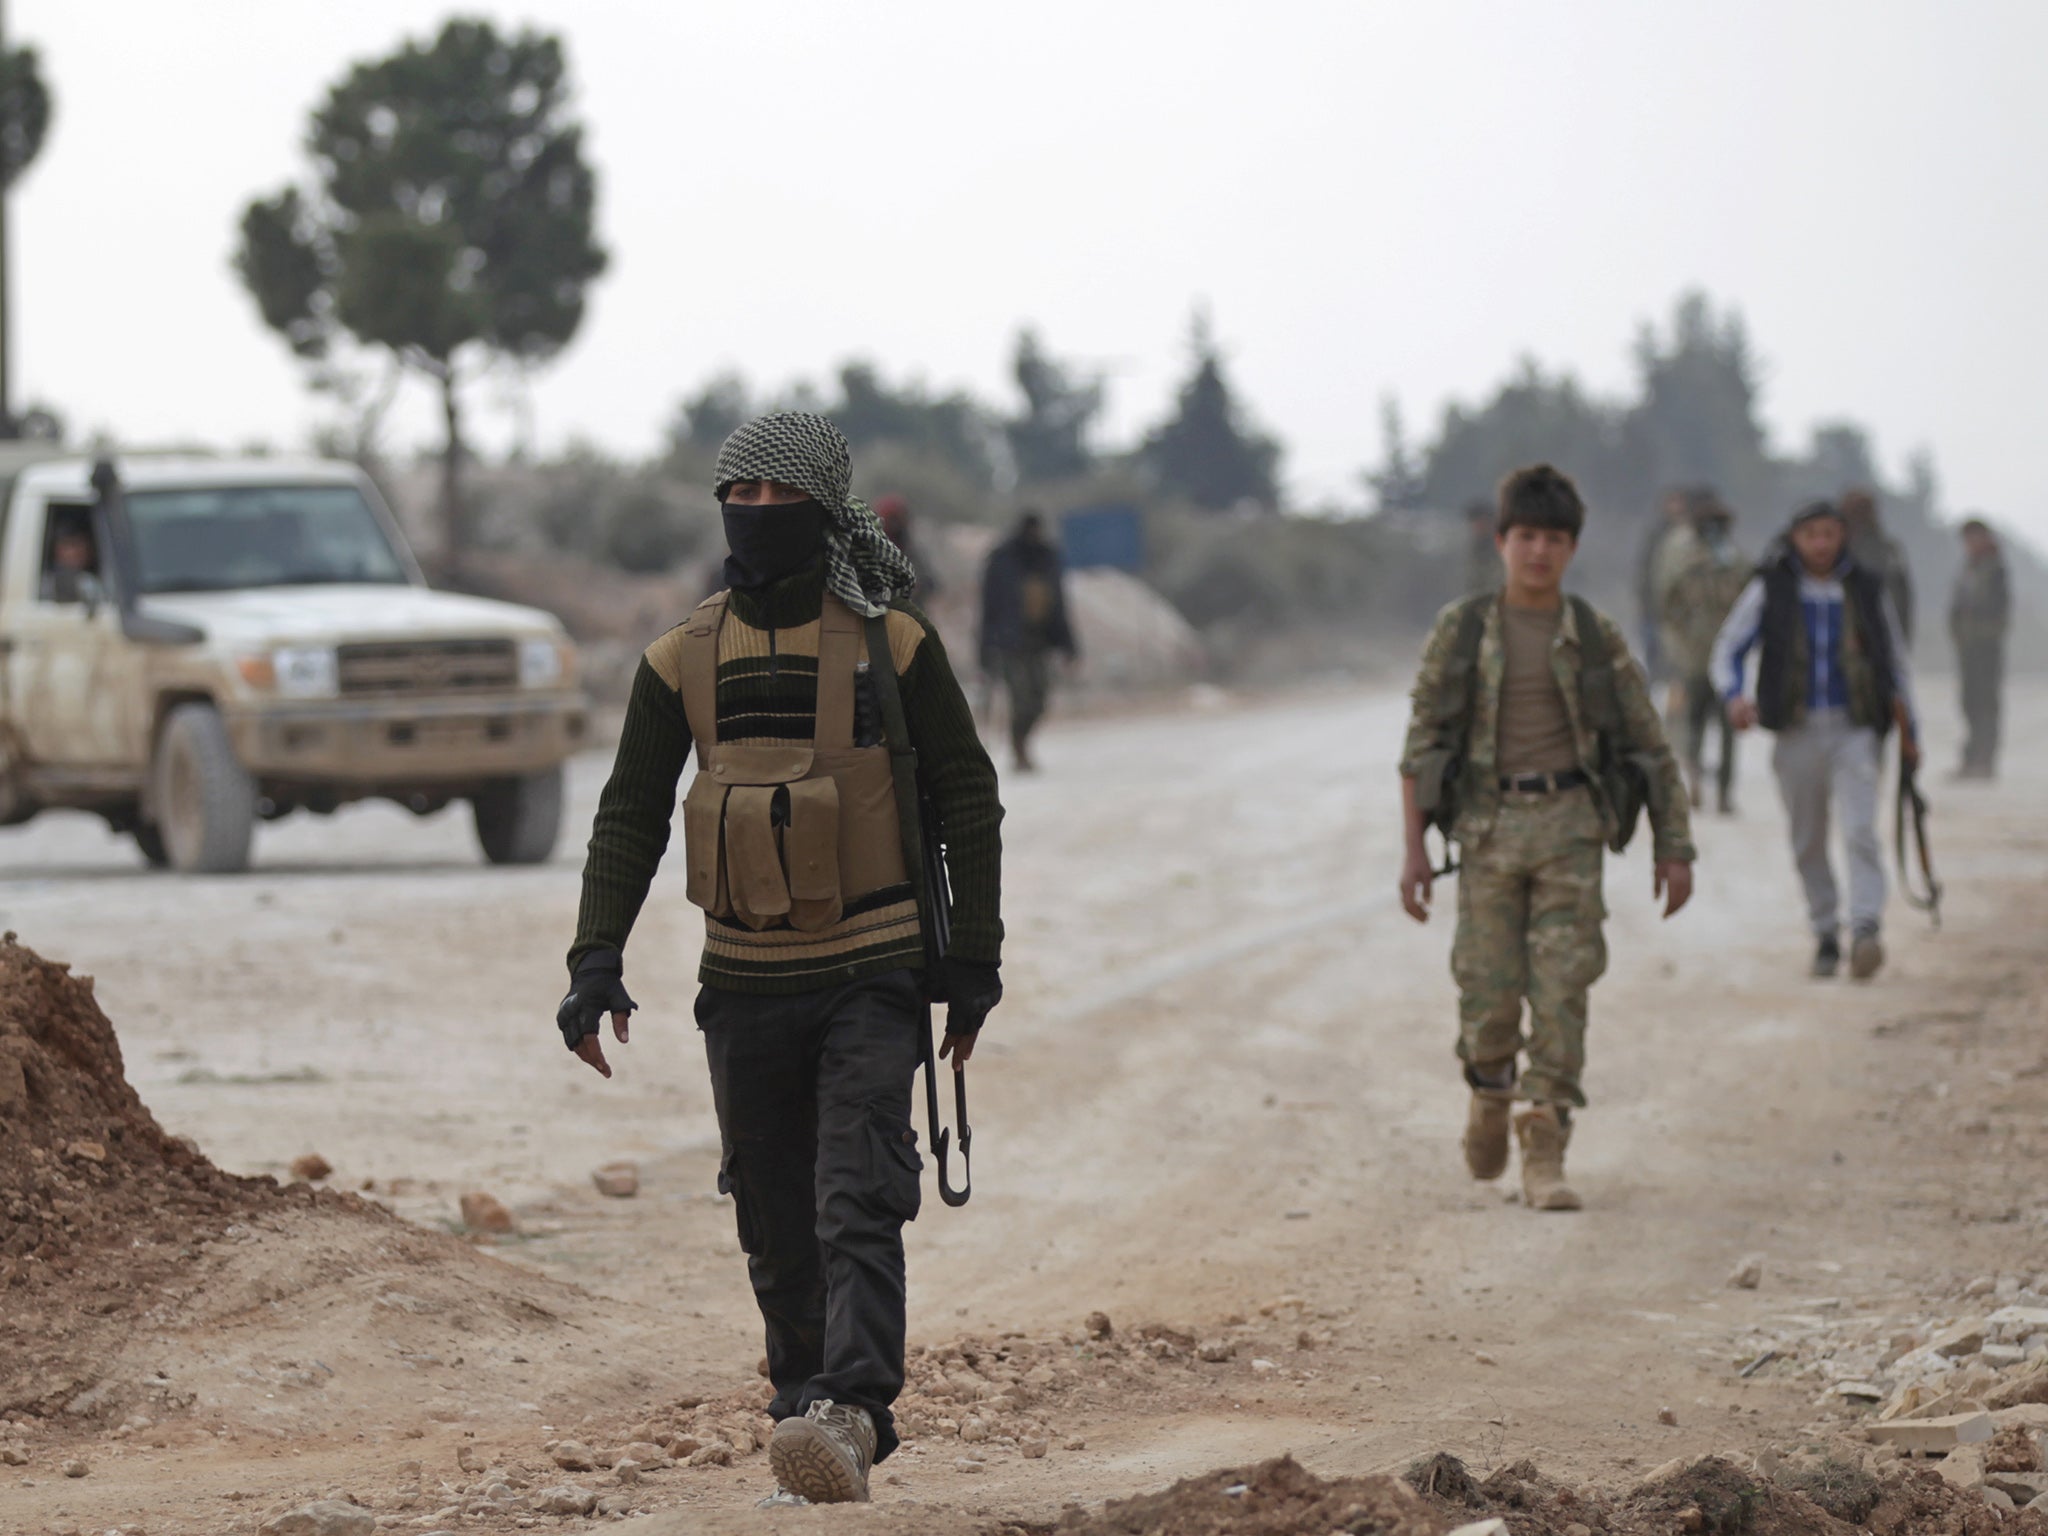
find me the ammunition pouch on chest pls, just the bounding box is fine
[676,596,908,932]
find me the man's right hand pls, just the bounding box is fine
[1727,697,1759,731]
[558,948,638,1080]
[1399,846,1435,923]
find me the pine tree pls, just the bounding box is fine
[1140,313,1280,512]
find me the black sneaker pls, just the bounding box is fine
[769,1400,876,1505]
[1811,934,1841,979]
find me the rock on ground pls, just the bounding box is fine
[534,1483,598,1515]
[259,1501,377,1536]
[592,1160,640,1198]
[548,1439,596,1471]
[458,1190,515,1234]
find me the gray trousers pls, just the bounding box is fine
[1770,711,1886,939]
[1959,640,2004,773]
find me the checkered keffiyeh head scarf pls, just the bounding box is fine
[714,412,918,618]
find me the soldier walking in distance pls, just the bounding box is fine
[873,494,939,599]
[1949,517,2010,780]
[1399,465,1695,1212]
[1711,499,1917,981]
[978,510,1077,772]
[1840,487,1915,648]
[1634,487,1694,684]
[1657,493,1750,814]
[557,413,1005,1506]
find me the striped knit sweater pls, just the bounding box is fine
[570,561,1003,994]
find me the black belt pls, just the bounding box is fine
[1498,769,1587,793]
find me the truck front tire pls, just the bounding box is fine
[473,766,564,866]
[153,703,258,873]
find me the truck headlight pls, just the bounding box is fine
[519,638,568,688]
[272,645,340,699]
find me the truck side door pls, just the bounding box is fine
[9,494,140,769]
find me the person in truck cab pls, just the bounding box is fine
[39,515,101,605]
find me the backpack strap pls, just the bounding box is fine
[1435,593,1492,730]
[1569,594,1627,746]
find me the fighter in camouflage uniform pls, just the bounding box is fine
[1948,518,2009,781]
[1399,465,1695,1211]
[1657,494,1750,814]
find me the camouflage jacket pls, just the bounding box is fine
[1401,595,1696,864]
[1658,531,1751,679]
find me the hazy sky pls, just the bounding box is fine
[15,2,2048,540]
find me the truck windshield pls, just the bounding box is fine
[124,484,411,594]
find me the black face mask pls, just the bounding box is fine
[721,499,828,589]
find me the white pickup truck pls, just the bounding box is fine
[0,449,587,871]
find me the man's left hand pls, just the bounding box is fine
[938,958,1002,1070]
[1654,859,1694,919]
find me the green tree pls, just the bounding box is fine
[668,372,753,459]
[1365,395,1426,512]
[0,37,53,437]
[0,41,50,190]
[1141,313,1281,512]
[1417,358,1619,511]
[827,360,1000,489]
[1005,327,1103,484]
[1622,291,1773,516]
[235,19,607,570]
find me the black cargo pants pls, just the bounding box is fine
[696,967,924,1462]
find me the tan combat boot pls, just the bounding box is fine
[1513,1104,1583,1211]
[769,1400,875,1504]
[1463,1089,1515,1180]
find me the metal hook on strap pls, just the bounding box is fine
[922,1016,971,1206]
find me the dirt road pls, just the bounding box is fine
[3,678,2045,1533]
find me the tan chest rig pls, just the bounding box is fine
[675,593,909,931]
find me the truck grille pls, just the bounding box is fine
[336,639,518,696]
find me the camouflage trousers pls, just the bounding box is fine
[1452,788,1608,1107]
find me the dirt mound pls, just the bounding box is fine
[1395,1450,2048,1536]
[1862,1463,2048,1535]
[1623,1456,1818,1535]
[0,934,391,1415]
[1071,1455,1442,1536]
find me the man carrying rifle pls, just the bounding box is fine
[557,412,1004,1506]
[1711,499,1917,981]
